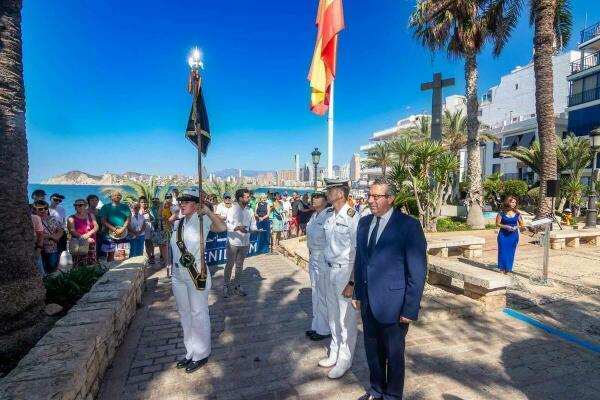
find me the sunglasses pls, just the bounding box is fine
[52,198,62,203]
[35,207,48,211]
[74,204,86,207]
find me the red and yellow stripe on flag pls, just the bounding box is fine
[307,0,345,116]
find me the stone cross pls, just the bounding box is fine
[421,73,455,142]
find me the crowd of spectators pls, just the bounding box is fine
[29,187,372,276]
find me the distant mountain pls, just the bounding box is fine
[44,170,149,185]
[212,169,273,178]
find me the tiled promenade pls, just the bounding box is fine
[99,253,600,400]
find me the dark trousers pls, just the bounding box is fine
[361,301,409,400]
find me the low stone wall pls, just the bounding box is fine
[0,257,145,400]
[279,237,309,271]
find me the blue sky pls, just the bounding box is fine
[23,0,597,182]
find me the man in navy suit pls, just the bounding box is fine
[352,178,427,400]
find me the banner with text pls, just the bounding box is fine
[204,230,271,266]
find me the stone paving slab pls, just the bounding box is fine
[99,253,600,399]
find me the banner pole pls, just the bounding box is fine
[194,75,207,285]
[327,81,334,179]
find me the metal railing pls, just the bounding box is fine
[569,87,600,107]
[571,51,600,74]
[581,22,600,44]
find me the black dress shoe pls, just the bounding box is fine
[185,357,208,373]
[357,394,382,400]
[309,333,332,341]
[305,330,316,337]
[176,357,191,369]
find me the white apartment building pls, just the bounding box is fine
[480,51,579,183]
[360,95,467,180]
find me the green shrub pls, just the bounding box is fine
[503,180,529,198]
[436,217,470,232]
[44,265,108,308]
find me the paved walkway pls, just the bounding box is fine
[99,253,600,400]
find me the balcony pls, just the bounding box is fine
[570,51,600,75]
[568,87,600,107]
[581,22,600,44]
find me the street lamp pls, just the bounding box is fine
[311,147,321,193]
[188,47,204,70]
[585,127,600,229]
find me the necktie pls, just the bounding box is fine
[367,217,381,258]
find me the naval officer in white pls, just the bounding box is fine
[170,188,226,373]
[305,192,332,341]
[320,179,360,379]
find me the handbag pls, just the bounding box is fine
[109,227,128,240]
[69,238,90,256]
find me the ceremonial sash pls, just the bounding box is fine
[176,217,207,291]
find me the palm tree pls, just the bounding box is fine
[101,178,175,204]
[410,0,521,229]
[398,115,431,140]
[561,133,591,182]
[502,138,586,179]
[0,0,47,367]
[530,0,572,217]
[362,142,394,177]
[204,181,245,202]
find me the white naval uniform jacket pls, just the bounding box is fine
[170,213,212,285]
[323,203,360,266]
[306,209,329,254]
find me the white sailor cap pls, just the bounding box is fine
[178,188,200,202]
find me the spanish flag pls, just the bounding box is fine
[308,0,345,116]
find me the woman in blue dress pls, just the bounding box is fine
[496,196,524,274]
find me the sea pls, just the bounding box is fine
[28,184,313,216]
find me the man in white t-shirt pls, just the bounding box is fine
[49,193,66,226]
[215,192,233,221]
[224,189,257,298]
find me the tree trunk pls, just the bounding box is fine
[464,54,485,229]
[0,0,47,369]
[533,0,558,218]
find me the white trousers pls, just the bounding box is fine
[308,251,331,335]
[171,264,211,361]
[325,263,357,368]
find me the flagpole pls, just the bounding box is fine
[327,81,334,178]
[188,48,208,289]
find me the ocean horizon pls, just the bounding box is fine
[28,184,313,216]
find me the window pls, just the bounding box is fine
[492,164,501,173]
[515,84,519,90]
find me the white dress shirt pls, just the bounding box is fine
[367,207,393,245]
[324,203,360,266]
[226,202,257,247]
[306,209,328,252]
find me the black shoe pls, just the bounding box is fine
[305,330,316,337]
[185,358,208,373]
[176,357,191,369]
[309,333,332,341]
[357,394,382,400]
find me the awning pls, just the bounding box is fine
[518,131,535,148]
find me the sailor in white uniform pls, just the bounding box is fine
[319,179,360,379]
[305,192,332,341]
[170,188,226,373]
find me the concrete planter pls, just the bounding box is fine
[0,257,145,400]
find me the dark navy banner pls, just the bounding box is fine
[204,230,271,266]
